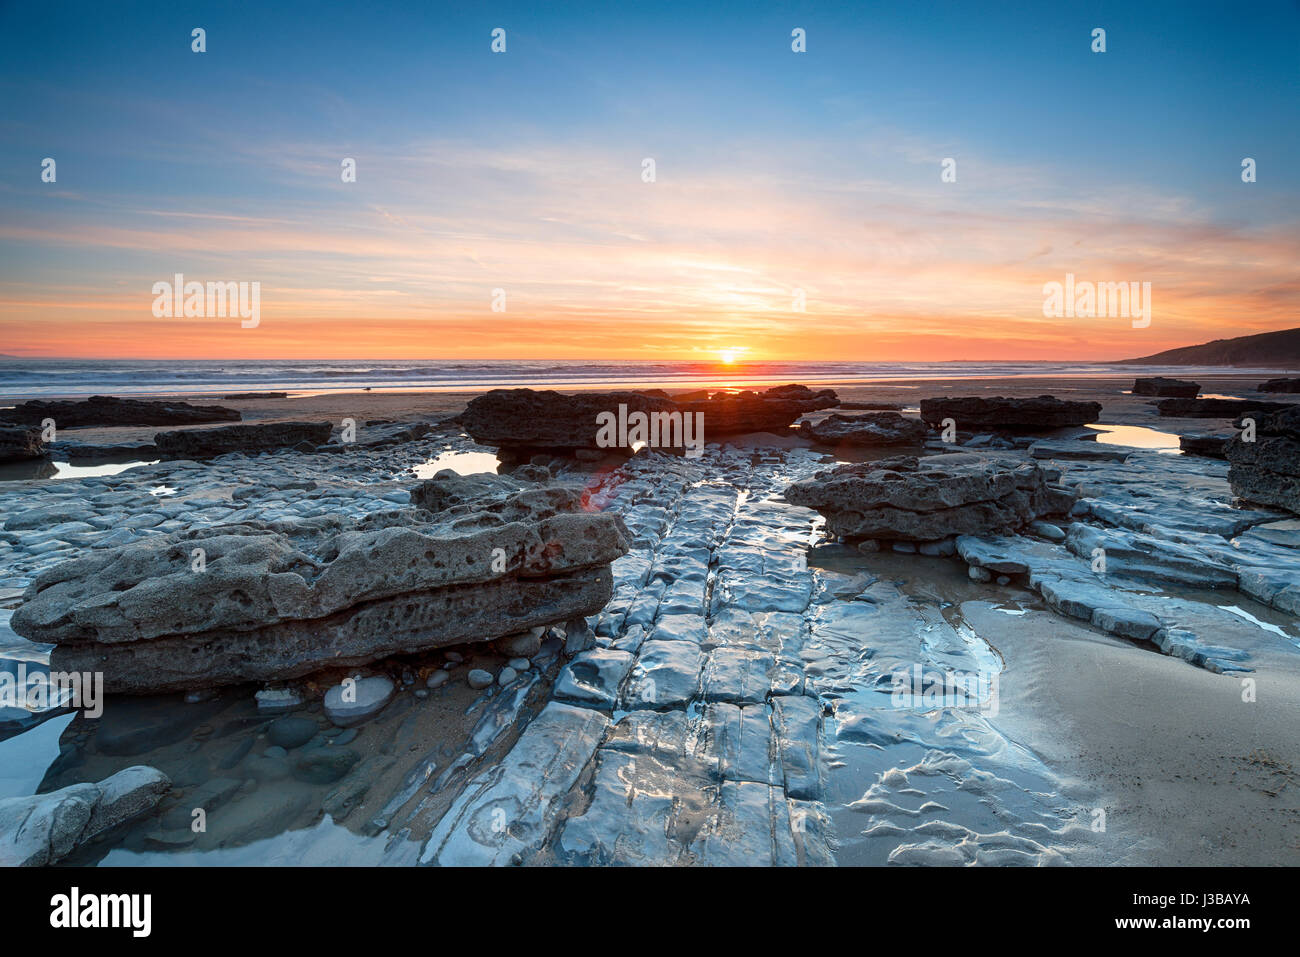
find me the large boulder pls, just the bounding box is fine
[918,395,1101,432]
[0,766,169,866]
[460,389,677,454]
[1156,397,1291,418]
[459,385,838,456]
[800,411,927,446]
[11,485,630,693]
[154,421,333,458]
[1226,406,1300,515]
[1257,377,1300,394]
[1133,376,1199,397]
[673,385,839,435]
[0,395,240,429]
[784,455,1073,541]
[0,426,47,464]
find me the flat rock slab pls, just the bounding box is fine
[1064,523,1237,589]
[700,646,801,702]
[553,649,635,708]
[621,639,704,708]
[556,705,830,866]
[771,695,824,801]
[420,702,610,866]
[1028,439,1131,462]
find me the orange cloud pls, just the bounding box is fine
[2,139,1296,360]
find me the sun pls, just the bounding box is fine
[718,348,743,364]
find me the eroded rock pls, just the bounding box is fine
[1226,406,1300,515]
[11,484,630,693]
[1156,397,1290,418]
[801,412,927,447]
[459,385,838,456]
[154,421,333,459]
[785,455,1073,541]
[1133,377,1199,397]
[1257,377,1300,394]
[919,395,1101,432]
[0,426,47,464]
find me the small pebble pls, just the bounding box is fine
[445,651,464,663]
[426,670,449,689]
[498,666,518,685]
[467,669,494,690]
[507,657,531,671]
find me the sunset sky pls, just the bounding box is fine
[1,0,1297,361]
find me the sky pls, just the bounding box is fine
[1,0,1297,362]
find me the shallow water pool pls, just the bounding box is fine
[412,449,501,478]
[1086,423,1182,453]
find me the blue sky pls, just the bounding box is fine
[1,0,1297,359]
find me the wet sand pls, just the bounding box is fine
[968,602,1300,865]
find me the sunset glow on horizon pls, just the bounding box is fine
[2,2,1297,362]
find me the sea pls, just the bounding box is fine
[0,358,1287,403]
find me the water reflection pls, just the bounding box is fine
[102,814,400,867]
[0,458,58,482]
[413,449,501,478]
[0,459,157,482]
[1086,423,1181,453]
